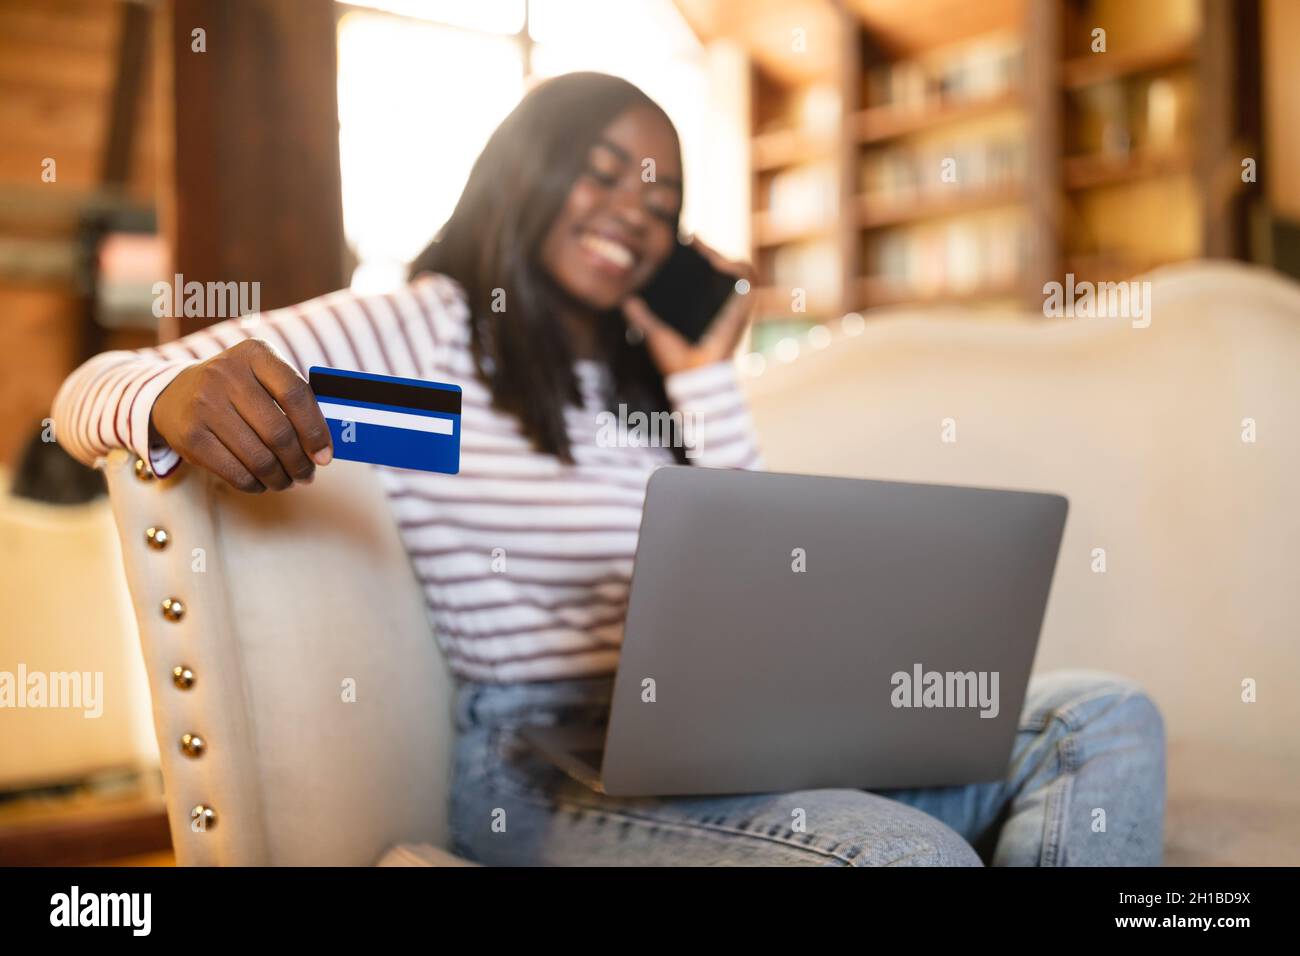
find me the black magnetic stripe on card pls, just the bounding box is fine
[309,370,462,416]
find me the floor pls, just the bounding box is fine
[0,769,174,866]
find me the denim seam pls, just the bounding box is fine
[481,732,862,865]
[495,778,862,865]
[873,843,939,867]
[1022,685,1139,734]
[540,790,873,868]
[1039,741,1076,866]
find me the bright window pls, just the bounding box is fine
[337,10,525,291]
[336,1,742,294]
[340,0,525,34]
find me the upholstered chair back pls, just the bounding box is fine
[102,450,455,865]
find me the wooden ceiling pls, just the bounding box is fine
[674,0,843,84]
[674,0,1028,82]
[0,0,158,200]
[845,0,1027,55]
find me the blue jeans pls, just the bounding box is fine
[448,670,1166,866]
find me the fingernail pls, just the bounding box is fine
[313,448,332,466]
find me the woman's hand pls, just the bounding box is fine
[621,239,755,376]
[150,338,333,493]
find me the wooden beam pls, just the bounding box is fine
[1023,0,1062,309]
[169,0,345,336]
[102,0,152,187]
[1197,0,1261,261]
[836,0,861,317]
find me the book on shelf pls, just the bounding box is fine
[764,160,839,235]
[860,135,1026,204]
[865,34,1024,114]
[768,238,842,313]
[868,213,1027,303]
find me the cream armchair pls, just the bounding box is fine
[102,449,467,866]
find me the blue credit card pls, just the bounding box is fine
[308,366,461,475]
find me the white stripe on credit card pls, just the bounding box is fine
[317,401,455,435]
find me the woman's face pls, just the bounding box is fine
[540,104,682,311]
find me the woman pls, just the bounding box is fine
[54,72,1165,866]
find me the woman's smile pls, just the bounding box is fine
[576,228,640,276]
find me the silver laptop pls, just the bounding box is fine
[520,465,1068,797]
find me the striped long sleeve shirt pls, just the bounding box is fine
[52,273,764,682]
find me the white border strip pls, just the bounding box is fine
[318,402,454,435]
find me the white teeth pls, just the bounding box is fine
[581,233,635,269]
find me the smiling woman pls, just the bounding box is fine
[54,69,765,671]
[409,73,694,467]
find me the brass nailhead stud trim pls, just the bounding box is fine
[190,805,217,832]
[145,527,170,550]
[180,733,206,758]
[134,458,154,481]
[172,665,195,690]
[161,597,185,622]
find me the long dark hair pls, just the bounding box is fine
[409,72,688,465]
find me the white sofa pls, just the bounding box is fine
[102,259,1299,866]
[0,482,158,790]
[743,260,1300,866]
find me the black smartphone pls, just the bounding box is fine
[638,239,739,343]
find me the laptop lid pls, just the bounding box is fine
[599,466,1068,797]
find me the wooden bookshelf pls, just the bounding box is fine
[1058,0,1260,277]
[853,89,1023,144]
[678,0,1262,327]
[851,13,1032,313]
[857,184,1025,229]
[857,275,1023,309]
[1061,35,1197,89]
[752,211,836,249]
[1063,148,1191,190]
[751,126,838,172]
[745,45,849,323]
